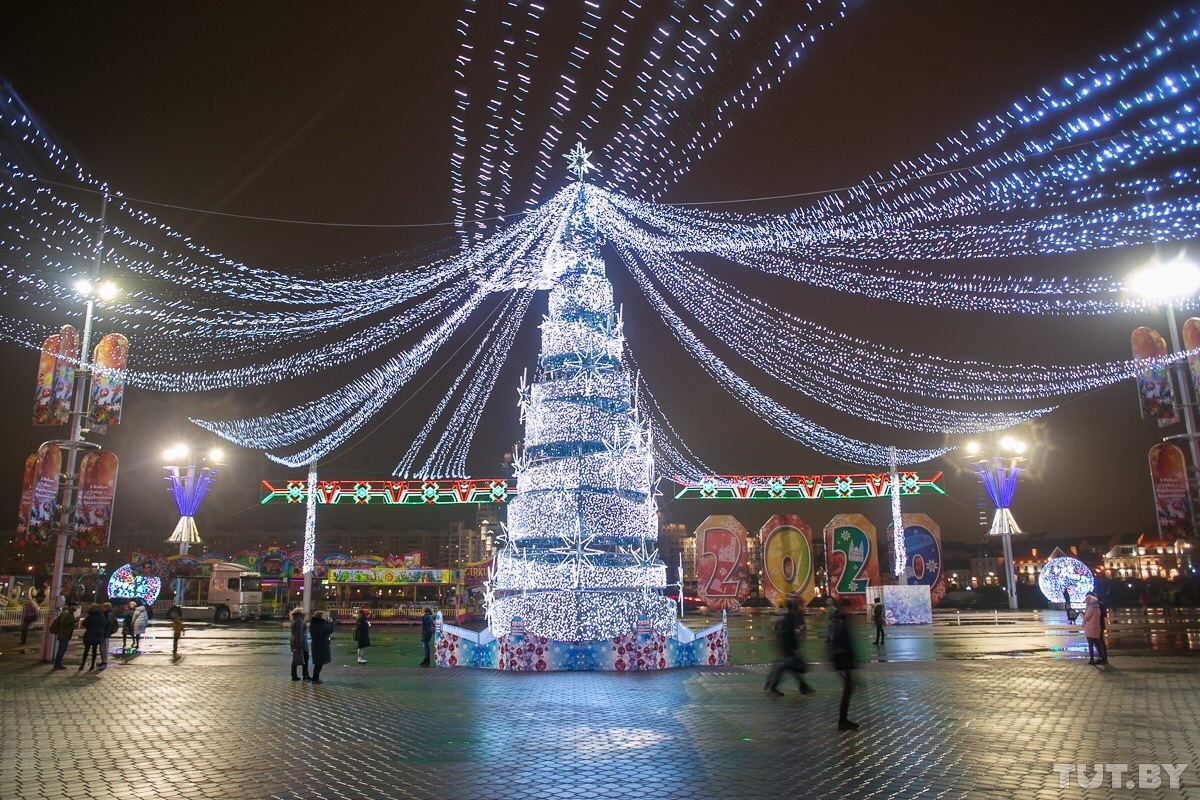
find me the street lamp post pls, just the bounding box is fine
[968,436,1028,611]
[41,193,116,662]
[1129,253,1200,495]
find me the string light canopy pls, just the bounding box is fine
[0,6,1199,478]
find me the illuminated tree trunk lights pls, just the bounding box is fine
[485,187,676,642]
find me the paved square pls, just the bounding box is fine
[2,613,1198,800]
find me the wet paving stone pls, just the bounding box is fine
[1,614,1197,800]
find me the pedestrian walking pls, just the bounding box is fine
[290,608,310,681]
[130,602,149,653]
[1083,591,1106,664]
[1161,587,1173,619]
[823,597,836,643]
[309,610,335,684]
[827,599,858,730]
[50,601,78,670]
[79,604,107,671]
[168,605,184,658]
[872,597,886,645]
[419,607,435,666]
[19,595,38,645]
[1063,587,1074,623]
[1138,592,1148,615]
[765,599,813,697]
[354,609,371,664]
[121,602,135,653]
[1173,590,1183,614]
[100,602,116,668]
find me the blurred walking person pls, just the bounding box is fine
[823,597,836,643]
[419,607,435,666]
[19,595,38,645]
[168,605,184,658]
[50,601,78,670]
[79,604,107,671]
[354,609,371,664]
[309,610,335,684]
[827,599,859,730]
[765,598,813,697]
[290,608,310,681]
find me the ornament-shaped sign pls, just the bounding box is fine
[824,513,878,612]
[759,514,814,607]
[894,513,946,607]
[694,515,750,611]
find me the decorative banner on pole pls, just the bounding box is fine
[1149,443,1194,540]
[89,333,129,434]
[891,513,947,608]
[1182,318,1200,399]
[15,453,38,545]
[32,333,59,424]
[1131,326,1178,425]
[824,514,878,612]
[72,450,118,547]
[758,514,815,608]
[18,442,63,546]
[694,515,750,611]
[50,325,79,425]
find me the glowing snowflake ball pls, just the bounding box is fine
[107,564,162,606]
[1037,557,1094,606]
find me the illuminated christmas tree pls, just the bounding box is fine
[486,152,676,641]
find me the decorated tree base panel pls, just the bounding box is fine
[436,620,728,672]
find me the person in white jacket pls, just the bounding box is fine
[130,602,149,654]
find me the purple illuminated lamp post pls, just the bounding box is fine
[968,436,1027,610]
[164,444,221,603]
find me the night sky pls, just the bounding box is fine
[0,1,1191,548]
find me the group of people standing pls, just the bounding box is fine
[287,606,437,683]
[46,600,151,670]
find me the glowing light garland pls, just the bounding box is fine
[1,9,1200,492]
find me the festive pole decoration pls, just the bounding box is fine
[974,457,1023,538]
[164,463,218,546]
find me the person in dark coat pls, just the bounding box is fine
[827,600,858,730]
[872,597,886,645]
[309,610,336,684]
[765,599,813,697]
[100,602,116,669]
[354,609,372,664]
[79,605,107,671]
[290,608,310,681]
[420,607,435,666]
[50,601,78,670]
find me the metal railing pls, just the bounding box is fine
[0,608,51,629]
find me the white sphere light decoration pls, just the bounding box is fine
[1038,556,1094,606]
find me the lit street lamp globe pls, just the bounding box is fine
[1037,556,1095,607]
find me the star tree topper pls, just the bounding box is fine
[564,142,595,181]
